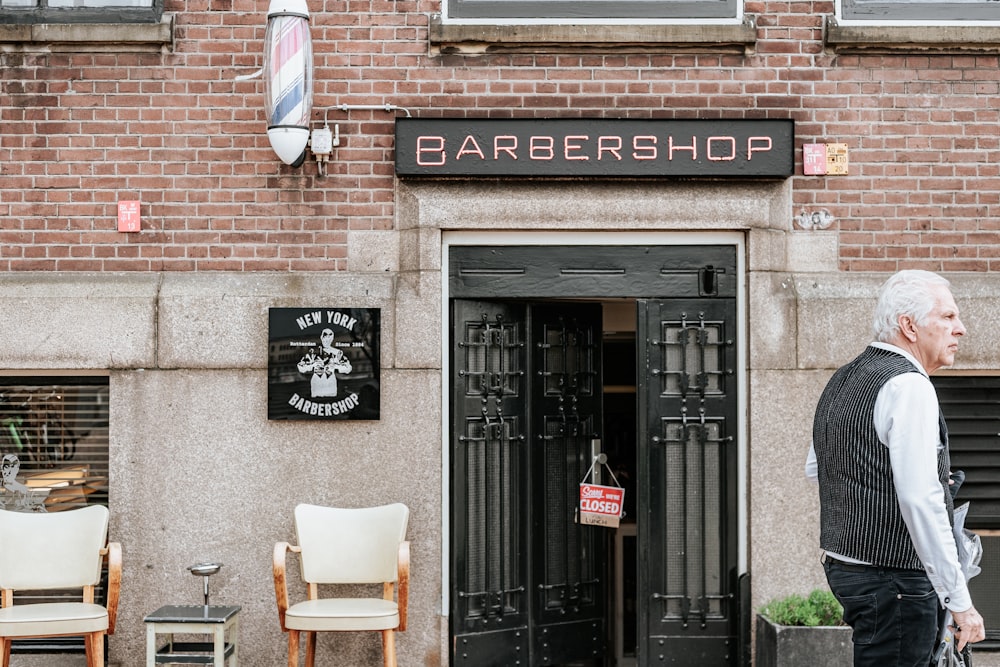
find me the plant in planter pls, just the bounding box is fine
[755,589,852,667]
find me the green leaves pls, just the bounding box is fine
[759,589,844,627]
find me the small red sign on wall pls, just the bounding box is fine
[803,143,827,175]
[117,200,141,232]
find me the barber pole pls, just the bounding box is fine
[262,0,313,165]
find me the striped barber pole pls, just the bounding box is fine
[263,0,313,165]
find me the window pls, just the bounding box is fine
[0,375,110,654]
[444,0,738,21]
[0,0,162,25]
[933,376,1000,528]
[0,376,109,512]
[934,375,1000,646]
[431,0,754,51]
[840,0,1000,23]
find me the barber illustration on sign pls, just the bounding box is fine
[297,328,352,398]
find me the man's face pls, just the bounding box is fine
[912,284,966,374]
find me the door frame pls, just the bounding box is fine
[440,230,749,630]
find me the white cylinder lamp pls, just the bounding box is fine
[262,0,313,166]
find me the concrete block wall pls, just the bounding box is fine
[5,159,1000,667]
[0,271,446,667]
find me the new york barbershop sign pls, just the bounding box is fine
[395,118,794,178]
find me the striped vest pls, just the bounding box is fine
[813,346,953,570]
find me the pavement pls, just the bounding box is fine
[7,642,1000,666]
[963,647,1000,667]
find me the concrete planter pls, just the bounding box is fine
[755,615,852,667]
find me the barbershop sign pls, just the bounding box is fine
[395,118,794,178]
[267,308,381,421]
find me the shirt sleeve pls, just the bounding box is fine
[805,442,818,482]
[874,373,972,612]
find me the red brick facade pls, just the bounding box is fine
[3,0,999,271]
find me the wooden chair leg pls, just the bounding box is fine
[382,629,397,667]
[1,637,11,667]
[304,631,317,667]
[85,631,105,667]
[287,630,300,667]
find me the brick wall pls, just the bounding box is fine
[3,0,999,271]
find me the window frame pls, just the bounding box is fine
[837,0,1000,25]
[441,0,741,25]
[0,374,110,655]
[0,0,162,25]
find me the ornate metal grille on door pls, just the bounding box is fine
[651,312,733,627]
[537,318,600,613]
[640,296,739,666]
[452,301,607,667]
[457,312,526,623]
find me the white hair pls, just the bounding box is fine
[872,270,951,343]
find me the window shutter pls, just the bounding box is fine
[0,375,110,654]
[933,376,1000,529]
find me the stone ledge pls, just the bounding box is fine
[0,272,396,370]
[0,273,160,369]
[825,15,1000,53]
[0,14,173,50]
[429,14,756,54]
[399,180,791,232]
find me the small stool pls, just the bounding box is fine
[144,604,241,666]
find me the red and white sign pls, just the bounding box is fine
[117,200,141,232]
[578,483,625,528]
[803,143,827,175]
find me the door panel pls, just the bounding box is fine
[637,299,739,666]
[452,300,530,664]
[531,303,606,664]
[451,299,606,667]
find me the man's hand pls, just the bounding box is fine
[951,606,986,651]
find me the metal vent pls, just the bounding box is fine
[933,376,1000,528]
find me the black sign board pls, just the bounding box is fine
[395,118,794,178]
[268,308,380,421]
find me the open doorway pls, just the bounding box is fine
[602,316,639,666]
[447,244,743,667]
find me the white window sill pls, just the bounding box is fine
[0,13,172,51]
[429,14,757,54]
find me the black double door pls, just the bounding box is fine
[449,246,742,667]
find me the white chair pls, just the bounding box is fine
[273,503,410,667]
[0,505,122,667]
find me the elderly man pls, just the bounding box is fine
[806,269,985,666]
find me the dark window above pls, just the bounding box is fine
[0,0,162,24]
[445,0,738,20]
[841,0,1000,22]
[431,1,754,52]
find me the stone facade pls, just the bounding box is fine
[4,178,999,665]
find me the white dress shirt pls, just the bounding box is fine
[805,342,972,612]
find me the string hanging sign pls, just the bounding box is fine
[578,454,625,528]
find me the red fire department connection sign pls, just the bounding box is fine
[395,118,794,179]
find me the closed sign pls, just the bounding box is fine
[579,483,625,528]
